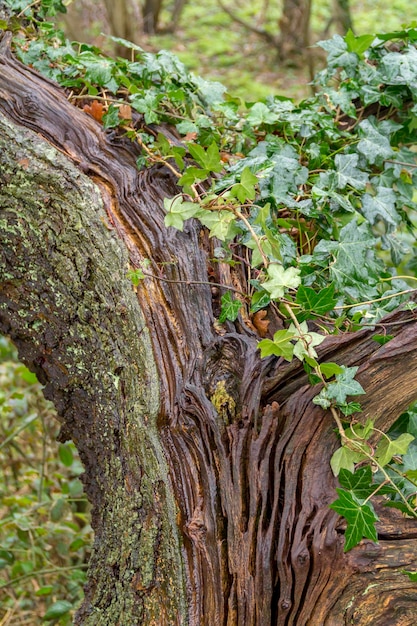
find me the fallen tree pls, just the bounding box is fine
[1,4,417,624]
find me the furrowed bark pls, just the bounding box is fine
[1,30,417,625]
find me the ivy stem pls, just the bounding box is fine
[334,288,415,310]
[135,135,182,180]
[283,302,347,441]
[141,271,247,297]
[231,207,269,268]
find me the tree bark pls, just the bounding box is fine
[278,0,312,63]
[1,30,417,625]
[102,0,142,57]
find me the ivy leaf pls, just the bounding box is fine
[230,167,258,203]
[188,142,223,172]
[250,290,271,313]
[344,30,375,56]
[334,153,369,190]
[196,209,240,242]
[330,446,366,475]
[375,433,415,467]
[313,220,382,294]
[163,196,200,231]
[361,187,400,227]
[246,102,279,126]
[102,104,120,129]
[295,284,337,320]
[289,320,326,361]
[402,570,417,582]
[317,34,358,71]
[262,264,301,299]
[327,366,365,404]
[258,329,295,361]
[380,47,417,85]
[330,489,379,551]
[178,166,208,190]
[338,402,363,416]
[357,118,394,165]
[372,334,393,345]
[218,292,242,323]
[319,362,344,379]
[338,466,375,498]
[79,52,114,86]
[313,365,365,408]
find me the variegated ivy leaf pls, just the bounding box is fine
[262,264,301,300]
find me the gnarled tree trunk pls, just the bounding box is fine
[1,30,417,625]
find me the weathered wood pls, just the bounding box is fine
[1,30,417,625]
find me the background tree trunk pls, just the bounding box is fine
[278,0,312,63]
[142,0,163,34]
[102,0,142,57]
[1,30,417,625]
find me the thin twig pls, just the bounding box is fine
[141,271,247,297]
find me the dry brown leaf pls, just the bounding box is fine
[252,310,270,337]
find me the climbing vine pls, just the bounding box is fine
[3,0,417,553]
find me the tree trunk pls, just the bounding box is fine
[278,0,312,63]
[1,30,417,625]
[142,0,163,34]
[102,0,142,57]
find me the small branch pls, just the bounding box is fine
[334,289,416,310]
[216,0,278,47]
[232,207,269,268]
[141,271,247,297]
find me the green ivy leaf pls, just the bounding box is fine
[178,166,208,191]
[102,104,120,129]
[289,321,326,361]
[334,153,368,190]
[330,489,379,551]
[313,365,365,408]
[319,362,344,379]
[344,30,375,56]
[330,445,366,475]
[258,329,295,361]
[163,196,200,231]
[218,292,242,323]
[361,187,400,227]
[262,264,301,299]
[188,142,223,173]
[196,209,239,241]
[375,433,415,467]
[246,102,279,126]
[372,334,394,345]
[230,167,258,203]
[338,466,375,497]
[402,570,417,582]
[357,118,394,165]
[250,290,271,313]
[295,284,337,320]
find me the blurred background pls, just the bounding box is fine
[59,0,414,99]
